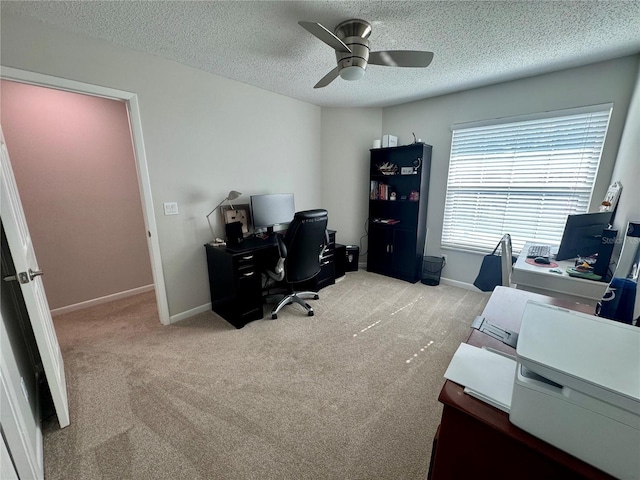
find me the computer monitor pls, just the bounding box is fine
[250,193,295,233]
[555,211,613,261]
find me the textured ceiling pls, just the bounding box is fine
[2,1,640,108]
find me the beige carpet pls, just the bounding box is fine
[42,270,489,480]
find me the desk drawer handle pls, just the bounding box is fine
[243,271,255,277]
[241,255,254,261]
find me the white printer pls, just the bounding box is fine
[510,302,640,479]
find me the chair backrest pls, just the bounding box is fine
[500,234,513,287]
[283,209,328,283]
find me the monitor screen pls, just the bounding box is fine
[250,193,295,233]
[555,211,613,261]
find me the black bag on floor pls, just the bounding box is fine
[473,238,505,292]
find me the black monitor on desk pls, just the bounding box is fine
[555,211,614,261]
[250,193,295,234]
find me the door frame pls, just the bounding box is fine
[1,66,170,325]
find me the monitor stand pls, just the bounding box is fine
[255,226,275,240]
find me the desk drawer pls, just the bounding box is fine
[233,253,258,271]
[237,269,260,294]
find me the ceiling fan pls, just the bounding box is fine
[299,19,434,89]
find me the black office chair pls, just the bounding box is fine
[264,209,329,319]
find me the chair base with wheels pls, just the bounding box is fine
[269,289,319,319]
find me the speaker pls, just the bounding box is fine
[593,228,617,278]
[225,221,244,246]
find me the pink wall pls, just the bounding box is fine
[1,80,153,310]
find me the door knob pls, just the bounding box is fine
[29,268,44,280]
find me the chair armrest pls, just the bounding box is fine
[276,233,287,259]
[265,234,287,283]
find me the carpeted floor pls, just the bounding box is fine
[42,270,489,480]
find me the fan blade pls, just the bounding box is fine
[299,21,352,53]
[314,67,340,89]
[369,50,434,67]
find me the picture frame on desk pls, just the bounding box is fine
[221,204,252,236]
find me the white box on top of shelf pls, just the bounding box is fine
[382,135,397,148]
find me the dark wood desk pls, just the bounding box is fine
[205,230,336,328]
[429,287,614,480]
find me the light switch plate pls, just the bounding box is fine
[163,202,179,215]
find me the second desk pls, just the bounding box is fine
[512,241,608,306]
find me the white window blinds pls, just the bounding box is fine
[442,105,613,254]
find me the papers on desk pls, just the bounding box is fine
[444,343,517,413]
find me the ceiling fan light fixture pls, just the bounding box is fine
[339,65,366,81]
[300,18,433,88]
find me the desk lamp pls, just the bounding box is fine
[206,190,241,241]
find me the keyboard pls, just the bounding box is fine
[526,245,551,258]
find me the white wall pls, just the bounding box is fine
[320,108,382,251]
[1,13,322,318]
[610,62,640,235]
[380,56,640,286]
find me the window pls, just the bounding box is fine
[441,104,613,254]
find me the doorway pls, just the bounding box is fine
[1,67,169,324]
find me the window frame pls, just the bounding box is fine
[441,104,614,255]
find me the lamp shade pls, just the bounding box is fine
[227,190,241,202]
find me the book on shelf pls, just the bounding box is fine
[371,181,390,200]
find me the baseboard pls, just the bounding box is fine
[439,277,484,292]
[50,285,155,317]
[170,303,212,324]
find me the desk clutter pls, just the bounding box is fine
[443,301,640,480]
[444,343,516,414]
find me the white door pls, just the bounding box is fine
[1,433,20,480]
[0,126,69,428]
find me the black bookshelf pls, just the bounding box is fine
[367,143,432,283]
